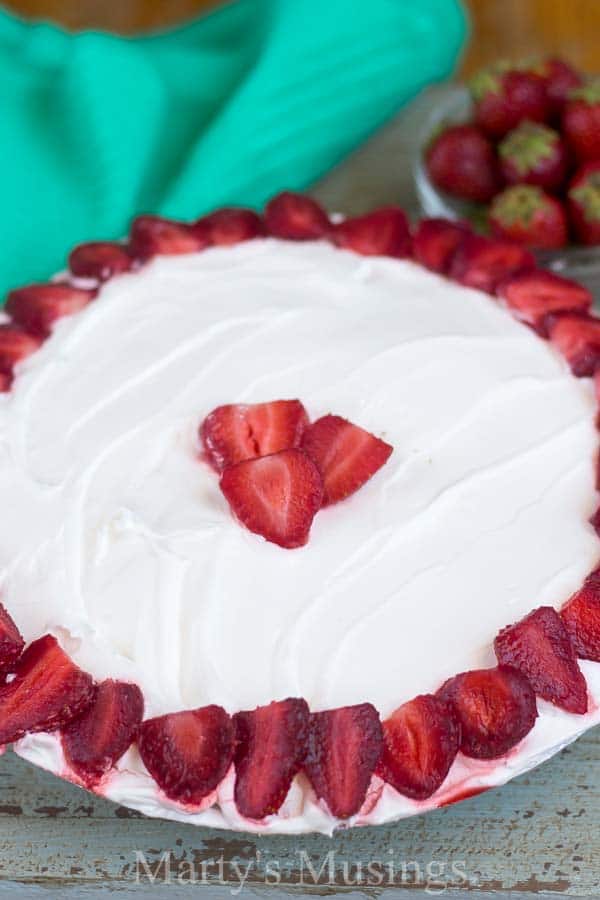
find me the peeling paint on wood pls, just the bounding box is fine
[0,726,598,894]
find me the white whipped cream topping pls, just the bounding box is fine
[2,239,599,833]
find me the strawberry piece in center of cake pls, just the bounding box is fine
[199,400,393,548]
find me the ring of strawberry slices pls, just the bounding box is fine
[1,193,600,826]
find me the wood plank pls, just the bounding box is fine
[0,726,598,893]
[2,0,219,33]
[5,0,600,78]
[462,0,600,76]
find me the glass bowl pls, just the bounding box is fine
[413,84,600,300]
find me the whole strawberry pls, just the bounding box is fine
[562,79,600,162]
[537,57,582,119]
[499,121,570,193]
[568,161,600,245]
[489,184,568,249]
[470,65,550,139]
[425,124,501,203]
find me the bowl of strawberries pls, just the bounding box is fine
[416,58,600,296]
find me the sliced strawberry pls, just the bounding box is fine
[561,568,600,662]
[201,399,309,472]
[0,325,42,375]
[0,635,94,744]
[233,698,309,820]
[376,694,459,800]
[332,207,412,258]
[196,208,265,246]
[129,215,203,260]
[68,242,132,282]
[301,414,392,506]
[413,218,470,274]
[438,666,537,759]
[448,234,535,294]
[138,705,234,806]
[0,604,24,674]
[304,703,383,819]
[498,270,592,335]
[6,284,96,339]
[494,606,587,714]
[548,314,600,376]
[0,373,11,393]
[61,680,144,786]
[264,192,330,240]
[220,449,323,549]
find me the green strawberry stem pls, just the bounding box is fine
[572,172,600,223]
[499,122,558,176]
[491,185,546,227]
[569,77,600,105]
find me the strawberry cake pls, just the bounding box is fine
[0,195,599,834]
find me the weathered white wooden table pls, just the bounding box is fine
[2,89,599,897]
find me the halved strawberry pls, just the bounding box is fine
[497,270,592,335]
[413,218,470,274]
[561,568,600,662]
[0,635,94,744]
[196,208,265,246]
[448,234,535,294]
[0,604,24,674]
[304,703,383,819]
[438,666,537,759]
[220,449,323,549]
[233,698,309,820]
[0,325,42,375]
[264,192,330,240]
[376,694,459,800]
[138,705,234,806]
[6,284,96,339]
[61,680,144,786]
[68,242,132,282]
[129,215,203,260]
[332,207,411,258]
[301,414,392,506]
[548,314,600,376]
[494,606,587,714]
[201,399,309,472]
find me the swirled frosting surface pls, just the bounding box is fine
[2,239,599,832]
[1,239,598,714]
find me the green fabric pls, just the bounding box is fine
[0,0,466,297]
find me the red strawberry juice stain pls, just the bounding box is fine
[438,784,490,807]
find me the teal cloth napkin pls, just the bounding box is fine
[0,0,466,297]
